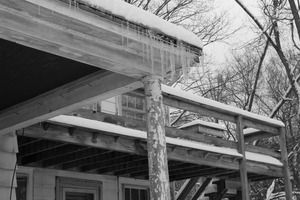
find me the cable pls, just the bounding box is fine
[9,160,18,200]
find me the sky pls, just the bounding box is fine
[204,0,261,66]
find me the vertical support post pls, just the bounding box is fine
[0,132,18,200]
[279,127,293,200]
[142,75,171,200]
[235,115,250,200]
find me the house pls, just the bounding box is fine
[0,0,293,200]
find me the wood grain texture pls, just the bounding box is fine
[0,71,141,134]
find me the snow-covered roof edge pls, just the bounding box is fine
[81,0,203,49]
[162,85,285,127]
[48,115,283,167]
[179,119,226,131]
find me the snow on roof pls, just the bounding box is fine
[81,0,203,49]
[162,85,285,127]
[179,120,226,131]
[48,115,283,166]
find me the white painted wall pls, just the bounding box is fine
[0,132,18,200]
[17,167,148,200]
[101,97,118,115]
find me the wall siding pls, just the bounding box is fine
[0,132,18,200]
[22,168,120,200]
[101,97,117,115]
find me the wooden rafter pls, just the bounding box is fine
[0,71,142,134]
[17,124,284,178]
[71,109,281,159]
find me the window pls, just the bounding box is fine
[121,94,146,121]
[56,177,101,200]
[16,175,28,200]
[124,186,149,200]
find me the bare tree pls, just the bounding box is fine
[125,0,240,46]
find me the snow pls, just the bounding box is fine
[245,152,282,166]
[243,128,262,135]
[179,119,226,131]
[81,0,203,49]
[48,115,283,166]
[162,85,285,127]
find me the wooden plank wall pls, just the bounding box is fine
[0,132,18,200]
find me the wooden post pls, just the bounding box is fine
[142,75,171,200]
[278,127,293,200]
[236,115,250,200]
[176,177,199,200]
[0,132,18,200]
[191,178,212,200]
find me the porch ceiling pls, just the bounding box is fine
[16,115,282,183]
[17,135,273,182]
[0,38,101,111]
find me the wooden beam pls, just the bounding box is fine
[18,139,64,157]
[244,130,275,142]
[213,188,228,200]
[163,96,279,135]
[61,150,113,169]
[71,109,281,159]
[236,115,250,200]
[81,154,137,172]
[176,177,199,200]
[0,0,163,78]
[0,71,142,134]
[17,124,283,178]
[42,148,103,167]
[191,178,212,200]
[278,127,293,200]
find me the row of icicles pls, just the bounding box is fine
[54,0,200,81]
[121,22,199,82]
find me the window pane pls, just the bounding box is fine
[128,96,135,109]
[125,188,131,200]
[131,188,139,200]
[16,176,27,200]
[136,98,144,110]
[135,113,144,121]
[125,110,134,118]
[140,189,147,200]
[65,191,94,200]
[122,95,128,106]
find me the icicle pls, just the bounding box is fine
[170,52,175,81]
[121,24,124,47]
[146,37,150,62]
[160,43,165,77]
[176,41,181,63]
[150,40,154,75]
[38,5,41,15]
[69,0,72,9]
[142,42,145,62]
[180,45,188,79]
[126,22,129,46]
[75,0,78,12]
[186,49,191,75]
[51,0,54,15]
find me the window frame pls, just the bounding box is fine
[16,166,34,200]
[56,177,102,200]
[119,93,146,121]
[118,177,149,200]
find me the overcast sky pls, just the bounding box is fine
[204,0,261,66]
